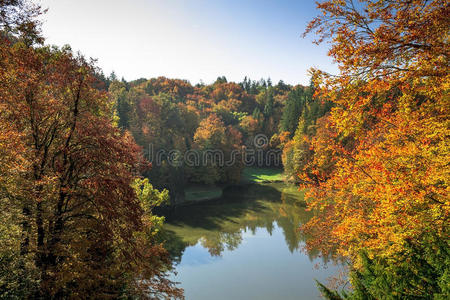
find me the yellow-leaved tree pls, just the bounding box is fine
[301,0,449,266]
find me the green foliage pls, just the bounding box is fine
[0,198,39,298]
[282,118,311,181]
[0,251,39,299]
[316,281,348,300]
[317,235,450,300]
[132,178,169,235]
[280,86,306,136]
[232,111,248,123]
[133,178,169,212]
[281,89,332,182]
[279,83,332,137]
[215,76,228,84]
[109,80,131,129]
[263,89,274,117]
[252,107,262,120]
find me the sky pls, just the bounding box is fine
[38,0,337,85]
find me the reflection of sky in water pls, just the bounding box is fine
[178,241,222,267]
[171,224,341,300]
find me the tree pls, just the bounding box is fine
[189,115,243,184]
[275,80,290,93]
[279,86,305,136]
[317,233,449,299]
[109,79,131,129]
[215,76,227,84]
[300,0,449,281]
[263,88,274,117]
[0,10,182,297]
[0,0,44,45]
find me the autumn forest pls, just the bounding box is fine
[0,0,448,299]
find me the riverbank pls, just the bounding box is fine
[164,180,332,300]
[184,185,223,202]
[241,167,285,183]
[181,167,285,205]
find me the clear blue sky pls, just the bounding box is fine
[38,0,337,85]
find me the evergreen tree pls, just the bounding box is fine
[263,89,274,117]
[109,71,117,81]
[250,80,258,94]
[252,107,261,121]
[215,76,227,84]
[109,81,130,129]
[279,86,305,136]
[260,78,267,89]
[276,80,290,92]
[317,234,449,299]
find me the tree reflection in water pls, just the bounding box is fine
[160,183,335,264]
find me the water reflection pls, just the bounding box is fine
[161,183,342,300]
[162,183,330,263]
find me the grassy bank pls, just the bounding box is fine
[241,167,285,183]
[182,168,285,203]
[184,185,223,202]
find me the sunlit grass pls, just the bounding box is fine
[241,167,285,183]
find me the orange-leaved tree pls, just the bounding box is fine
[301,0,449,261]
[0,1,183,298]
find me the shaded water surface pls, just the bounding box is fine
[163,183,341,300]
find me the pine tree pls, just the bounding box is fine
[280,86,305,136]
[263,89,274,117]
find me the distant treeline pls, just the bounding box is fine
[102,74,331,203]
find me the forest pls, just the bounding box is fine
[0,0,448,299]
[104,72,331,203]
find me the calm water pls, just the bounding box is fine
[163,183,341,300]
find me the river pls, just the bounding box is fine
[163,182,342,300]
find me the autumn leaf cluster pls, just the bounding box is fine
[0,1,182,298]
[297,0,449,297]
